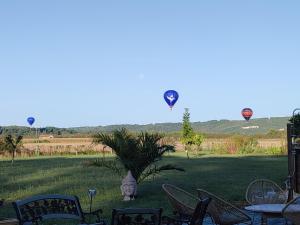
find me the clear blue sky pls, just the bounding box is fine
[1,1,300,127]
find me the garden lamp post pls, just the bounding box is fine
[88,188,97,213]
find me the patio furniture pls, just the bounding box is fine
[245,204,286,225]
[162,184,199,217]
[111,208,162,225]
[245,179,287,205]
[282,196,300,225]
[162,197,211,225]
[197,189,252,225]
[12,194,106,225]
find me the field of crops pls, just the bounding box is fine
[11,137,286,157]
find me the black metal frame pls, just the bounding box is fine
[12,194,106,225]
[287,108,300,201]
[111,208,163,225]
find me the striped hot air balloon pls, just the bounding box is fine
[241,108,253,121]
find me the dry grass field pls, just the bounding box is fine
[16,137,287,157]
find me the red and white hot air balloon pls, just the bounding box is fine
[241,108,253,121]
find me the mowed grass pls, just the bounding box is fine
[0,153,287,220]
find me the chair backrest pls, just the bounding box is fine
[197,189,251,225]
[111,208,162,225]
[282,196,300,225]
[245,179,287,205]
[162,184,199,216]
[12,194,84,225]
[189,198,211,225]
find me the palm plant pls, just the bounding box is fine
[90,128,184,184]
[4,135,23,163]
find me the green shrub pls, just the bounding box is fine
[262,146,286,155]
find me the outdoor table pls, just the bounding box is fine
[244,204,286,225]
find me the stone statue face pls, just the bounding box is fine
[122,182,135,196]
[120,170,137,201]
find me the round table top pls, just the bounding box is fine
[245,204,286,213]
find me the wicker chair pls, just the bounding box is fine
[162,184,199,217]
[282,196,300,225]
[197,189,252,225]
[245,179,287,205]
[162,184,211,225]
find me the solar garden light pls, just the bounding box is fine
[88,188,97,213]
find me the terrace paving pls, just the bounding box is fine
[202,211,287,225]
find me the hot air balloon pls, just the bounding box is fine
[27,117,35,126]
[241,108,253,121]
[164,90,179,109]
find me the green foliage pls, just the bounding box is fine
[181,109,204,157]
[0,138,5,152]
[289,113,300,126]
[192,133,204,154]
[262,147,286,155]
[210,135,258,154]
[193,133,204,146]
[91,128,184,183]
[265,129,285,138]
[181,108,194,145]
[3,135,23,163]
[233,135,258,154]
[290,113,300,135]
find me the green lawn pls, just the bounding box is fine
[0,153,288,220]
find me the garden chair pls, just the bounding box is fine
[111,208,162,225]
[162,198,211,225]
[245,179,287,205]
[162,184,200,216]
[162,184,211,225]
[12,194,106,225]
[197,189,252,225]
[282,196,300,225]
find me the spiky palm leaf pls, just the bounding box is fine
[138,164,185,183]
[92,128,184,183]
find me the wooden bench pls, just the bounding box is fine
[12,194,106,225]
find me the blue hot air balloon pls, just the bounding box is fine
[164,90,179,109]
[27,117,35,126]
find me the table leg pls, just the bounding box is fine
[261,214,267,225]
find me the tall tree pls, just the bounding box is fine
[181,108,194,158]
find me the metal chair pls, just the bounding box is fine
[162,184,199,217]
[162,198,211,225]
[12,194,105,225]
[197,189,252,225]
[245,179,287,205]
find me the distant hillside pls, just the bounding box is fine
[0,117,290,136]
[73,117,289,135]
